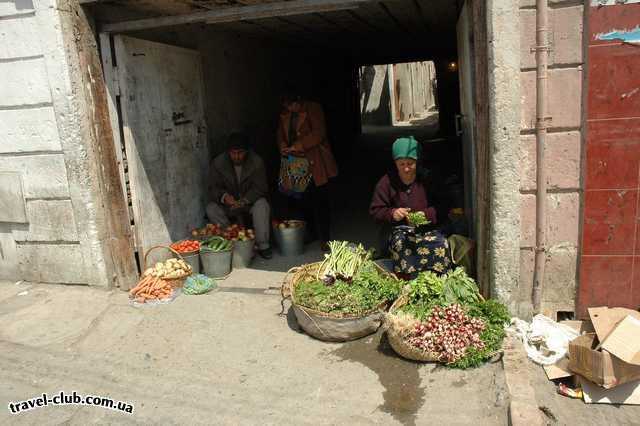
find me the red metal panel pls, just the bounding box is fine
[578,256,634,319]
[578,2,640,317]
[587,44,640,120]
[586,120,640,190]
[589,3,640,46]
[583,189,638,256]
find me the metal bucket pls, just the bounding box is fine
[181,251,200,275]
[232,239,254,269]
[274,221,306,256]
[200,249,232,278]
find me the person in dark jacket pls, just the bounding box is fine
[369,136,450,279]
[207,132,272,259]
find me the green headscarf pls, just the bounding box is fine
[392,136,419,160]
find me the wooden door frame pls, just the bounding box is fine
[470,0,491,298]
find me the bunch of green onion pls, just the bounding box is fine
[318,241,371,281]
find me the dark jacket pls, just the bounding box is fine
[208,150,268,205]
[369,169,437,224]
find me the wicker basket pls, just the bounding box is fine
[384,295,439,362]
[143,245,193,288]
[282,261,395,342]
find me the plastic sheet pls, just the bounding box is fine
[509,314,579,365]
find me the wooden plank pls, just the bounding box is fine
[471,0,490,296]
[99,33,131,229]
[378,2,412,36]
[73,13,139,289]
[101,0,370,33]
[114,36,209,266]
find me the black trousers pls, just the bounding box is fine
[286,181,331,242]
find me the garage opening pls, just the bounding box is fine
[87,0,479,273]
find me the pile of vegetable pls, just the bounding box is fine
[130,258,191,303]
[183,274,217,295]
[191,223,255,242]
[388,267,510,368]
[221,224,254,242]
[201,236,233,252]
[129,275,174,303]
[170,239,200,253]
[192,223,222,239]
[294,241,402,316]
[407,210,430,227]
[143,258,192,280]
[318,241,372,282]
[272,219,304,230]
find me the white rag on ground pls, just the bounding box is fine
[509,314,579,365]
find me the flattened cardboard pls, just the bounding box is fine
[588,307,640,343]
[544,358,573,380]
[601,315,640,366]
[568,334,640,389]
[581,378,640,405]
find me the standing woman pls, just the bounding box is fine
[369,136,450,279]
[277,92,338,251]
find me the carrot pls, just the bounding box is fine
[129,276,151,295]
[133,282,151,296]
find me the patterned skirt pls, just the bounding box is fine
[389,226,452,278]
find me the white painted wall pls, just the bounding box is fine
[0,0,109,286]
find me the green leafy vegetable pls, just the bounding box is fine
[407,211,430,227]
[295,261,401,315]
[396,267,511,369]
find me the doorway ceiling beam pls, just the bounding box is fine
[100,0,371,33]
[378,2,411,36]
[411,0,431,33]
[346,9,381,32]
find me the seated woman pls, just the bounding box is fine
[369,136,451,279]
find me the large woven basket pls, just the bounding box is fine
[143,245,193,288]
[282,261,395,342]
[384,294,439,362]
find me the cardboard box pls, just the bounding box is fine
[543,358,573,380]
[568,333,640,389]
[601,315,640,366]
[587,307,640,343]
[559,320,594,334]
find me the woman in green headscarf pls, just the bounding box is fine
[369,136,451,279]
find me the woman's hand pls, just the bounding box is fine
[289,141,304,154]
[392,208,410,222]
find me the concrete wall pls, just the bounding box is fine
[515,0,584,318]
[0,0,113,286]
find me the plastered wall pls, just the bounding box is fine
[516,0,585,318]
[0,0,111,286]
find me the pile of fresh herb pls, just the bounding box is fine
[295,261,402,316]
[407,211,430,227]
[396,267,510,369]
